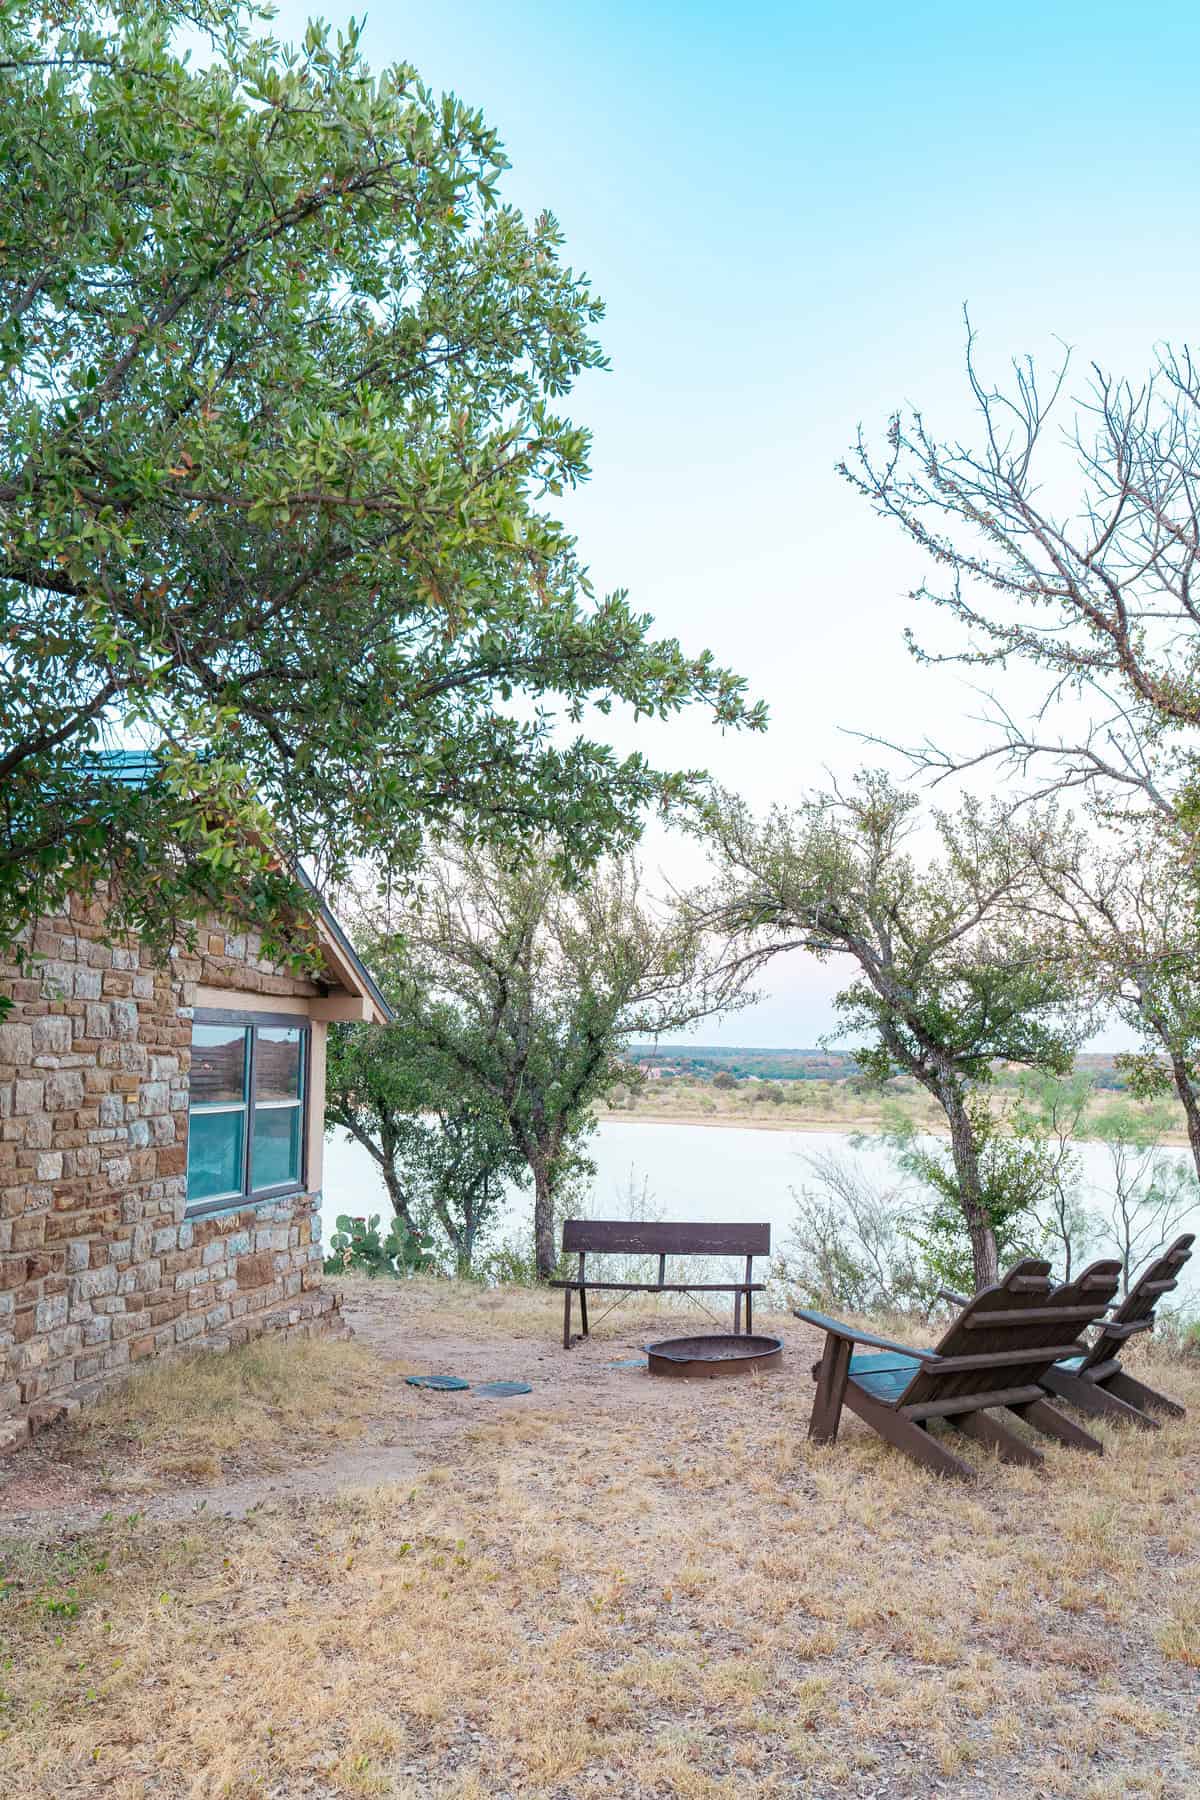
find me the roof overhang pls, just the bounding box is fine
[298,869,393,1026]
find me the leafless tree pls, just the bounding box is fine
[1023,822,1200,1184]
[1092,1123,1198,1297]
[1008,1071,1096,1283]
[843,320,1200,815]
[783,1148,934,1313]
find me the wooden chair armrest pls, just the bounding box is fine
[792,1308,929,1360]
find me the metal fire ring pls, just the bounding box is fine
[645,1333,784,1379]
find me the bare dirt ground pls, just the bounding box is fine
[2,1279,1198,1799]
[0,1281,814,1531]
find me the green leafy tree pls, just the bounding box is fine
[843,332,1200,1193]
[346,841,751,1279]
[0,0,762,960]
[325,1009,527,1277]
[873,1103,1050,1296]
[699,773,1080,1289]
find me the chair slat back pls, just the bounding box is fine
[561,1218,771,1258]
[1080,1233,1195,1372]
[897,1258,1122,1411]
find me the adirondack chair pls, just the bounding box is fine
[796,1257,1123,1481]
[1040,1234,1194,1430]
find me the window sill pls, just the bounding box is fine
[184,1183,313,1223]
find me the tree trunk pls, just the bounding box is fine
[378,1149,419,1239]
[455,1169,487,1280]
[531,1158,556,1281]
[943,1088,999,1292]
[1169,1058,1200,1186]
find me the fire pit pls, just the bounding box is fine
[645,1333,784,1379]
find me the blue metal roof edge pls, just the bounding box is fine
[75,752,393,1023]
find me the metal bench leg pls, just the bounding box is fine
[578,1284,589,1339]
[745,1289,752,1336]
[562,1286,572,1350]
[734,1290,742,1334]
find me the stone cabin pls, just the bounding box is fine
[0,885,390,1453]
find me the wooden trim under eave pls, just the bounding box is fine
[193,987,314,1016]
[191,987,376,1023]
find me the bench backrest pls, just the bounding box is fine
[1080,1232,1195,1371]
[562,1218,771,1258]
[896,1256,1122,1412]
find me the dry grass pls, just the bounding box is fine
[333,1272,735,1341]
[1,1291,1198,1798]
[59,1334,388,1487]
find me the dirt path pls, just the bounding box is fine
[0,1286,828,1536]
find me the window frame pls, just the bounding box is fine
[186,1007,311,1218]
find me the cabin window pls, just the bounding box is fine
[186,1011,309,1215]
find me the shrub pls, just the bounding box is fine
[777,1149,940,1314]
[324,1213,436,1278]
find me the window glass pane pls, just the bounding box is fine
[191,1025,247,1105]
[187,1108,246,1202]
[254,1028,303,1102]
[251,1105,301,1190]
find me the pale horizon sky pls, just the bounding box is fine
[264,1,1200,1050]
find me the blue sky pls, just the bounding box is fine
[268,2,1200,1045]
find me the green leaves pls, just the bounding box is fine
[700,773,1085,1288]
[324,1212,436,1277]
[330,840,753,1277]
[0,0,760,956]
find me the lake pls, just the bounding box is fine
[320,1118,1200,1310]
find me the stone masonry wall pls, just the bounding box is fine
[0,892,343,1454]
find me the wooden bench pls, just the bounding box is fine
[549,1219,771,1349]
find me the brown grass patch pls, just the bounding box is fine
[1,1287,1198,1798]
[60,1333,388,1488]
[331,1271,745,1343]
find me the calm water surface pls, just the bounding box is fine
[321,1118,1200,1309]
